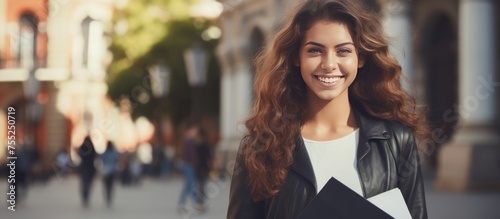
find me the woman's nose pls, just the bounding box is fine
[321,52,337,72]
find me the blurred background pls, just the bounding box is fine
[0,0,499,218]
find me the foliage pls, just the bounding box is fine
[107,0,220,127]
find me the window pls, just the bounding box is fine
[81,16,104,72]
[18,13,38,69]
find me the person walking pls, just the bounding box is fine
[177,123,200,213]
[55,147,72,179]
[161,144,175,180]
[16,143,34,204]
[227,0,428,218]
[194,128,213,211]
[99,140,120,207]
[77,135,97,208]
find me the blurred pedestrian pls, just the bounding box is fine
[161,144,175,180]
[77,135,97,208]
[119,151,132,186]
[194,128,213,211]
[16,143,34,204]
[177,122,200,213]
[129,151,143,186]
[99,140,120,207]
[55,146,73,179]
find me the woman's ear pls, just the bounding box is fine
[358,54,365,68]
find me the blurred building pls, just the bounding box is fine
[0,0,120,174]
[217,0,499,190]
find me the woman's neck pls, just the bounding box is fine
[301,91,358,141]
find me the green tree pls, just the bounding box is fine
[107,0,220,127]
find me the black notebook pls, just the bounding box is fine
[298,177,394,219]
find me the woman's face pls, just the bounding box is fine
[298,20,364,102]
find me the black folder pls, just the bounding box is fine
[298,177,393,219]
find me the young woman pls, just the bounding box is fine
[227,0,428,218]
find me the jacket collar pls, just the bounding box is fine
[354,106,392,160]
[290,105,391,191]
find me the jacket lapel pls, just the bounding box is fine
[352,106,392,197]
[290,138,317,190]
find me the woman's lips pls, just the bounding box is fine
[316,75,343,83]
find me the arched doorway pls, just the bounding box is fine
[422,14,458,168]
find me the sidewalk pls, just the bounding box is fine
[0,174,230,219]
[424,178,500,219]
[1,174,500,219]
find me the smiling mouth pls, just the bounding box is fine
[315,76,344,83]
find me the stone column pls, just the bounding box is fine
[382,0,414,84]
[220,69,233,150]
[234,64,252,135]
[436,0,500,191]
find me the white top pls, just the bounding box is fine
[303,129,363,196]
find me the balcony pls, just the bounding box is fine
[0,58,68,82]
[0,57,47,69]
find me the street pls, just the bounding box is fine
[1,174,500,219]
[0,174,230,219]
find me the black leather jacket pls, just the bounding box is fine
[227,108,428,219]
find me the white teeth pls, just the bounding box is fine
[317,76,341,83]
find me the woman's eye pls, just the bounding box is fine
[338,49,352,54]
[307,48,321,54]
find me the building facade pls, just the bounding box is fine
[0,0,118,175]
[216,0,500,190]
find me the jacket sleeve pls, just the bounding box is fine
[397,126,428,219]
[227,137,265,219]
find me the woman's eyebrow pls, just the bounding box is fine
[304,41,354,48]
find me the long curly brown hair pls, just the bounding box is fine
[243,0,428,201]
